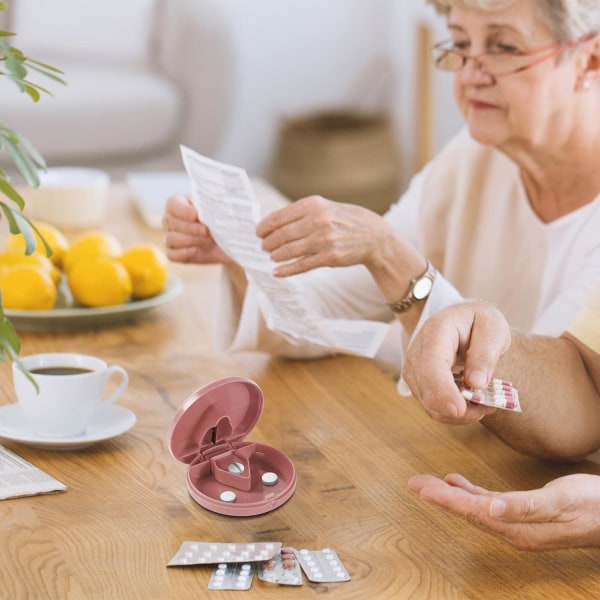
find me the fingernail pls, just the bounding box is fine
[447,403,458,418]
[490,498,506,517]
[469,370,488,389]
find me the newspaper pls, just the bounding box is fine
[180,146,389,358]
[0,444,67,500]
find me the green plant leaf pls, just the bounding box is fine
[0,201,17,229]
[4,137,39,186]
[28,62,66,85]
[0,177,25,209]
[4,75,25,93]
[5,55,27,80]
[0,308,37,390]
[20,79,52,97]
[2,211,51,257]
[27,57,65,75]
[23,83,41,103]
[28,219,52,256]
[0,207,51,258]
[0,2,10,10]
[0,303,21,356]
[0,201,22,234]
[12,131,45,170]
[0,18,64,376]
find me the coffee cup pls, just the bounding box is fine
[12,353,129,438]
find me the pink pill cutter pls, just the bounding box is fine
[168,377,297,516]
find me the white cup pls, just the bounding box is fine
[12,353,129,438]
[27,167,110,230]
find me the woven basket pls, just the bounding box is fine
[269,110,402,215]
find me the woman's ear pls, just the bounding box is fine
[577,34,600,90]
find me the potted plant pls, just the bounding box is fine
[0,0,64,370]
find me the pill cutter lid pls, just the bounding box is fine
[168,376,263,464]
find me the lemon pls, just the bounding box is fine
[0,252,61,285]
[63,231,122,273]
[118,243,169,299]
[4,221,69,268]
[1,265,57,310]
[67,257,132,307]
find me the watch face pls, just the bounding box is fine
[413,276,433,300]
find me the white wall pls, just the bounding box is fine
[208,0,464,186]
[211,0,392,177]
[388,0,463,179]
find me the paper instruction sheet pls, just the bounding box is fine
[180,146,389,358]
[0,444,67,500]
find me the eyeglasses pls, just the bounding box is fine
[431,33,594,78]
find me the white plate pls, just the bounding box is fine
[0,404,137,450]
[5,274,183,331]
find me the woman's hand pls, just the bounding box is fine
[162,194,233,265]
[256,195,398,277]
[408,472,600,550]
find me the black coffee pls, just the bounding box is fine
[30,366,94,376]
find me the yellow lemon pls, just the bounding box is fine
[4,221,69,268]
[63,231,122,273]
[118,243,169,299]
[67,257,132,307]
[1,265,57,310]
[0,252,61,285]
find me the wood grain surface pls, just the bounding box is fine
[1,185,600,599]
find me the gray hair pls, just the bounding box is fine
[426,0,600,40]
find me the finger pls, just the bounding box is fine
[262,222,311,256]
[164,245,203,264]
[165,193,198,220]
[443,473,502,497]
[407,474,446,493]
[484,488,570,524]
[443,475,565,524]
[427,403,497,424]
[412,474,514,533]
[403,318,468,418]
[462,304,512,389]
[256,198,312,239]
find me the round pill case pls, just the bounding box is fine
[168,377,297,516]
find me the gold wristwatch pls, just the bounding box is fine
[388,261,436,314]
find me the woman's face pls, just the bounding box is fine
[448,1,581,152]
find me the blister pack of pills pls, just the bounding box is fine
[257,547,303,586]
[454,372,521,412]
[208,563,254,590]
[293,548,351,583]
[167,541,351,590]
[167,541,281,566]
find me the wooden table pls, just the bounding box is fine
[2,185,600,599]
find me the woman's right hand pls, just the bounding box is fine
[162,194,233,265]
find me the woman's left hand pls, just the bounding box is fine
[256,195,396,277]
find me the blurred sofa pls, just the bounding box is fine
[0,0,234,176]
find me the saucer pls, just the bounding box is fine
[0,404,137,450]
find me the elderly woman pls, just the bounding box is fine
[163,0,600,398]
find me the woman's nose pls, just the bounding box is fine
[458,55,495,85]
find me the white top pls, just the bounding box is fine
[569,289,600,355]
[214,128,600,390]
